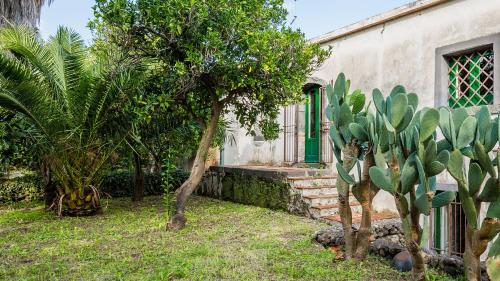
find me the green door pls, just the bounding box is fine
[305,87,320,163]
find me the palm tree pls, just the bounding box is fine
[0,0,54,27]
[0,25,136,215]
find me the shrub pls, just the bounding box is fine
[0,170,190,203]
[0,174,43,203]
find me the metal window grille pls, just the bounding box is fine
[431,195,466,257]
[283,104,298,164]
[320,86,333,163]
[448,48,494,108]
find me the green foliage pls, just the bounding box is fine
[92,0,329,147]
[0,25,141,214]
[0,110,37,172]
[0,173,43,203]
[0,170,189,204]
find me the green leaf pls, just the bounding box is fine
[325,105,334,121]
[424,139,437,165]
[349,123,368,141]
[325,84,334,104]
[436,150,450,166]
[416,193,431,215]
[396,106,414,132]
[401,159,418,194]
[329,127,345,150]
[338,103,353,127]
[439,107,453,143]
[456,116,477,149]
[349,90,365,114]
[486,238,500,281]
[486,201,500,219]
[426,161,446,177]
[476,105,491,142]
[468,163,483,196]
[336,162,355,185]
[369,166,394,194]
[448,149,464,181]
[372,88,385,114]
[333,73,346,99]
[407,93,418,110]
[419,108,439,141]
[391,94,408,128]
[432,191,456,208]
[478,177,499,202]
[485,117,498,152]
[452,108,469,135]
[475,141,497,178]
[383,115,395,133]
[390,85,406,97]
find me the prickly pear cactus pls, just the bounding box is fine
[439,105,500,281]
[325,73,378,260]
[368,86,453,281]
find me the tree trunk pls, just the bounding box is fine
[167,103,222,230]
[354,150,375,260]
[338,142,359,259]
[464,226,482,281]
[408,188,425,281]
[407,239,426,281]
[132,151,144,202]
[41,159,56,209]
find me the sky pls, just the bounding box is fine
[40,0,412,43]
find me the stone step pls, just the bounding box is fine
[309,202,362,218]
[287,176,337,187]
[292,185,338,196]
[321,211,397,223]
[302,193,356,206]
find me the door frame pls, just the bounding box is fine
[305,86,321,163]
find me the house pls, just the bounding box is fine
[220,0,500,258]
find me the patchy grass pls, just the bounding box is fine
[0,196,456,280]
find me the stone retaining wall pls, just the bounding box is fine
[196,166,307,213]
[313,220,488,280]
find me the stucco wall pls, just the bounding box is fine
[310,0,500,214]
[223,0,499,219]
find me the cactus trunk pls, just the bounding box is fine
[338,142,359,258]
[464,226,482,281]
[354,151,376,260]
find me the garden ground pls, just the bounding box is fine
[0,196,457,280]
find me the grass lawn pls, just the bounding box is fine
[0,196,456,281]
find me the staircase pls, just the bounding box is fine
[288,174,362,222]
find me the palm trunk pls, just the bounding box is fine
[132,151,144,202]
[59,186,101,216]
[167,103,222,230]
[338,142,359,259]
[354,150,375,260]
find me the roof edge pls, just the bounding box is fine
[309,0,451,45]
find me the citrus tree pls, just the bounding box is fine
[93,0,329,229]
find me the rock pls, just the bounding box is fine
[392,251,413,272]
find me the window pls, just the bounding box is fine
[447,48,494,108]
[309,89,316,138]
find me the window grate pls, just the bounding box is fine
[448,48,494,108]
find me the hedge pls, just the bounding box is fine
[0,169,189,203]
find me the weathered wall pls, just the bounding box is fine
[222,110,285,166]
[310,0,500,215]
[197,166,308,214]
[313,0,500,107]
[222,0,500,219]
